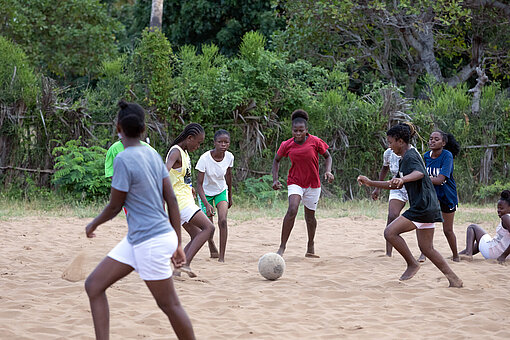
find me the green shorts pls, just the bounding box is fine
[198,189,228,214]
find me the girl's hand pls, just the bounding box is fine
[357,175,370,186]
[205,203,215,218]
[191,187,197,199]
[324,171,334,183]
[85,223,97,238]
[389,177,404,189]
[273,180,282,190]
[172,245,187,268]
[371,188,380,200]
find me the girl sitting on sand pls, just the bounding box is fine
[166,123,215,277]
[272,109,334,257]
[357,123,463,287]
[85,100,195,339]
[195,129,234,263]
[459,190,510,262]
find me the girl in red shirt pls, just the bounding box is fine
[272,109,334,257]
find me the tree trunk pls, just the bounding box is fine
[150,0,164,30]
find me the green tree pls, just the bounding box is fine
[0,0,122,78]
[130,0,285,56]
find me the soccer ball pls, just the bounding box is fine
[258,253,285,280]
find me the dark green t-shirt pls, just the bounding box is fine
[399,148,443,223]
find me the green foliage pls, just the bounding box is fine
[242,175,286,207]
[0,0,122,78]
[130,0,285,56]
[475,181,510,201]
[51,139,110,200]
[0,36,39,106]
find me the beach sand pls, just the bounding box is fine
[1,214,509,339]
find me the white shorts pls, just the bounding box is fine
[288,184,321,211]
[389,188,408,202]
[108,231,177,281]
[412,221,435,229]
[180,204,201,225]
[478,234,496,259]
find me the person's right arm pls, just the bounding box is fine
[272,153,283,190]
[372,165,390,200]
[86,188,127,237]
[165,148,181,171]
[196,171,214,217]
[162,176,186,268]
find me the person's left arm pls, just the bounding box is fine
[86,188,127,237]
[321,150,334,183]
[430,152,453,185]
[226,166,233,208]
[497,214,510,263]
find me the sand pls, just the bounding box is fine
[1,214,509,339]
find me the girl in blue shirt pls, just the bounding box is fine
[419,131,460,262]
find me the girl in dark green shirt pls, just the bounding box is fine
[357,123,462,288]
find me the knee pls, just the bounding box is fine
[207,223,215,236]
[286,207,299,218]
[84,276,101,298]
[387,212,399,223]
[157,298,181,315]
[383,228,394,242]
[418,244,434,256]
[218,219,227,230]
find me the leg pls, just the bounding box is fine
[84,257,134,340]
[215,201,229,262]
[182,222,201,255]
[185,212,215,266]
[416,228,463,287]
[386,199,406,257]
[277,194,302,256]
[207,214,219,259]
[145,278,195,340]
[384,216,420,280]
[459,224,488,259]
[304,206,320,258]
[442,211,459,261]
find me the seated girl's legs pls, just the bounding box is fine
[383,216,419,280]
[304,206,319,257]
[215,200,229,262]
[277,194,302,256]
[145,278,195,340]
[416,228,463,287]
[85,257,134,340]
[386,199,406,257]
[184,211,215,266]
[459,224,488,257]
[442,211,459,261]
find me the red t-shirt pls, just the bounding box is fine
[277,134,329,188]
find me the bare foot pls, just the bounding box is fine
[218,258,225,263]
[209,240,219,258]
[452,256,460,262]
[399,264,420,281]
[276,246,285,256]
[386,253,392,257]
[459,249,467,255]
[459,254,473,262]
[418,253,426,262]
[210,251,219,259]
[305,252,320,258]
[447,274,463,288]
[180,265,197,278]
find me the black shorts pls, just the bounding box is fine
[439,200,457,213]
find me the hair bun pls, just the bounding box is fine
[501,190,510,200]
[118,99,128,109]
[291,109,309,121]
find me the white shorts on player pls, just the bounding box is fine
[388,187,408,203]
[287,184,321,211]
[108,231,178,280]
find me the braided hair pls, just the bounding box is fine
[171,123,205,146]
[117,100,145,138]
[434,130,460,158]
[291,109,309,127]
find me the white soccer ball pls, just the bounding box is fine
[258,252,285,280]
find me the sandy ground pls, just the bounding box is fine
[1,214,509,339]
